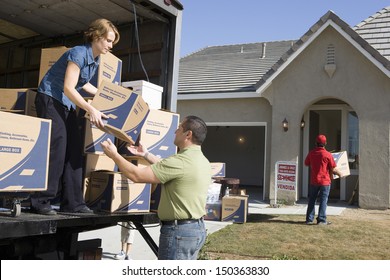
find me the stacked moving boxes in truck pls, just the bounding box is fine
[0,0,183,260]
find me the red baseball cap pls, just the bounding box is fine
[316,134,327,145]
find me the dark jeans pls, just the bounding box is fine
[306,185,331,223]
[30,93,86,212]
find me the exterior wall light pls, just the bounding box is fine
[282,118,288,132]
[300,118,305,129]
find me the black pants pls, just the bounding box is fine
[30,93,86,212]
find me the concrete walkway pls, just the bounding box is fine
[79,196,348,260]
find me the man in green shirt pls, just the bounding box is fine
[101,115,211,260]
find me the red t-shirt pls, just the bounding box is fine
[305,147,336,186]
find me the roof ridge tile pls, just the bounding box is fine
[354,6,390,29]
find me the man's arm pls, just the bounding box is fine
[101,138,161,184]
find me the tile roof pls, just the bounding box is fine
[255,11,390,91]
[178,41,295,94]
[354,6,390,60]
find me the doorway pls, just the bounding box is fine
[302,103,359,201]
[308,110,341,199]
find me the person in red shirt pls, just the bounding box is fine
[305,134,342,225]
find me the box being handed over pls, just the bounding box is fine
[118,109,179,159]
[88,80,150,144]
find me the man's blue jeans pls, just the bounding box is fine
[158,219,206,260]
[306,185,330,223]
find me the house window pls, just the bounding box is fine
[348,111,359,170]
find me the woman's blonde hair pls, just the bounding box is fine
[84,18,120,45]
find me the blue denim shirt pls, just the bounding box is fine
[38,44,100,110]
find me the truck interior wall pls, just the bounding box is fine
[0,21,169,108]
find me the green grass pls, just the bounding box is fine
[200,213,390,260]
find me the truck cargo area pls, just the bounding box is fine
[0,0,183,260]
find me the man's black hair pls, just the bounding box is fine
[182,115,207,145]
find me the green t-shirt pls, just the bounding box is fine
[150,145,211,221]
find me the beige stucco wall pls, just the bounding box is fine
[177,98,272,123]
[176,26,390,209]
[264,26,390,209]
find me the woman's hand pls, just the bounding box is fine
[88,106,108,129]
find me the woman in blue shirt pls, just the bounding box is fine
[31,19,120,215]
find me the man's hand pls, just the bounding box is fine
[332,167,343,179]
[127,143,147,157]
[101,138,118,159]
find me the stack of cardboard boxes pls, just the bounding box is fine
[0,46,179,215]
[83,72,179,213]
[205,163,249,223]
[0,47,64,192]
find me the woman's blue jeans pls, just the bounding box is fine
[158,219,206,260]
[306,185,330,223]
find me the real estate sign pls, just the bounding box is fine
[275,161,298,204]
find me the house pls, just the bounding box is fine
[176,8,390,209]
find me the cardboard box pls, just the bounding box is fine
[84,119,116,154]
[88,80,150,144]
[221,195,248,223]
[210,162,226,178]
[90,51,122,87]
[83,154,118,202]
[0,88,28,112]
[88,171,151,213]
[118,109,178,159]
[204,201,222,221]
[126,158,161,212]
[38,46,69,84]
[84,154,117,178]
[0,111,51,191]
[332,151,351,179]
[25,89,37,117]
[122,80,163,109]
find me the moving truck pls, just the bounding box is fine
[0,0,183,260]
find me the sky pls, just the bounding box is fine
[179,0,390,57]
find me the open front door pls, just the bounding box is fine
[302,103,358,201]
[308,110,341,199]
